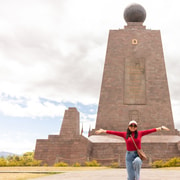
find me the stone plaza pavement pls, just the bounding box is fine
[31,168,180,180]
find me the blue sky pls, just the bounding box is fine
[0,0,180,154]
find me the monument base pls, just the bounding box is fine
[88,135,180,167]
[34,135,89,166]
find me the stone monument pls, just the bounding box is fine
[34,107,89,165]
[34,3,180,167]
[95,3,175,132]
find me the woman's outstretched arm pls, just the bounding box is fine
[156,126,170,131]
[95,129,126,138]
[95,129,107,134]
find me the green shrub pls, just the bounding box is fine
[110,162,120,168]
[164,157,180,167]
[85,160,101,167]
[73,162,81,167]
[152,157,180,168]
[43,163,48,166]
[25,159,42,166]
[0,152,41,167]
[152,160,165,168]
[0,158,7,166]
[54,162,68,167]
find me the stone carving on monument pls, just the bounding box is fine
[34,3,180,167]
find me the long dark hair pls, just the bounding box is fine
[126,128,138,139]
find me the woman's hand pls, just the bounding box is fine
[156,126,170,131]
[95,129,106,134]
[161,126,170,131]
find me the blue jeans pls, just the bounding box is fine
[126,151,142,180]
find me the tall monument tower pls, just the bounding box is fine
[88,3,179,167]
[95,3,175,133]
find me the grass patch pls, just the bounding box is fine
[0,172,62,180]
[0,173,48,180]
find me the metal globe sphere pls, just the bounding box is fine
[124,3,146,23]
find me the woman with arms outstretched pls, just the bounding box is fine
[95,120,170,180]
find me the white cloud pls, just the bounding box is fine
[0,132,36,154]
[0,94,66,118]
[0,0,179,107]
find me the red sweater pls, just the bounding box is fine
[106,129,157,151]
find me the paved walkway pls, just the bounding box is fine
[31,168,180,180]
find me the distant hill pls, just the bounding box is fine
[0,151,15,157]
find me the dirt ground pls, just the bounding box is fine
[0,167,179,180]
[0,167,107,180]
